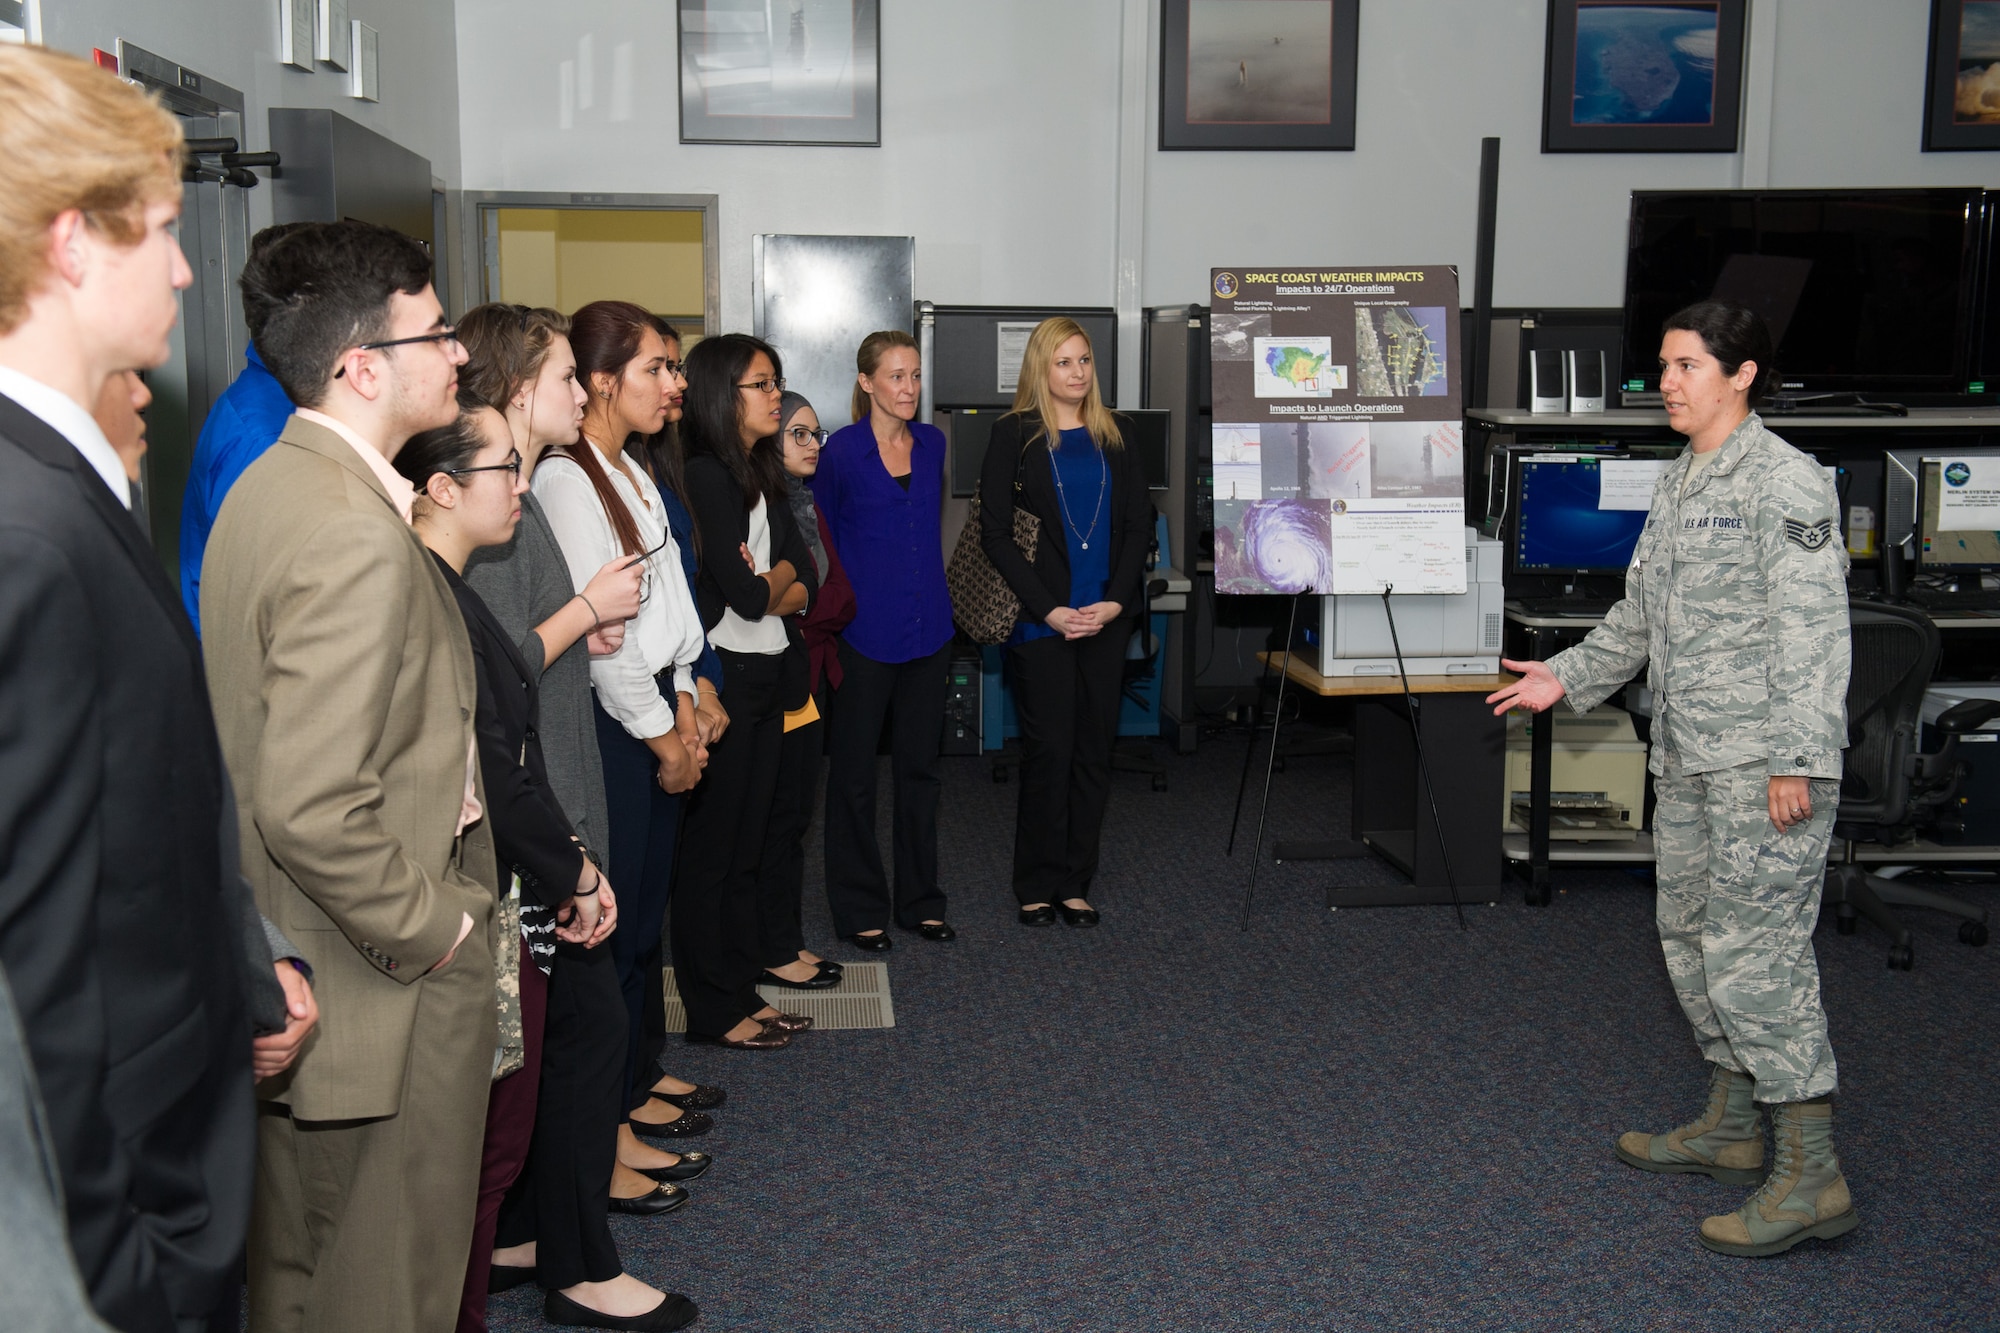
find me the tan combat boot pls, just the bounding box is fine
[1614,1063,1763,1185]
[1699,1097,1860,1257]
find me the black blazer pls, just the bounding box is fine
[0,394,254,1333]
[978,411,1154,626]
[438,555,587,911]
[683,453,818,707]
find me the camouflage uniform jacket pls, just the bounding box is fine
[1547,413,1850,779]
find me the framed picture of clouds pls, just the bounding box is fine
[1541,0,1747,153]
[1924,0,2000,150]
[1159,0,1359,150]
[677,0,879,146]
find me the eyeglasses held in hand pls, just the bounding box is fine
[446,449,522,480]
[635,529,674,604]
[735,376,786,395]
[334,326,461,378]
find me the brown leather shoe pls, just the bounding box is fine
[756,1010,814,1034]
[683,1021,791,1050]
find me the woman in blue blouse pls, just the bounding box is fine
[809,330,956,949]
[977,319,1153,928]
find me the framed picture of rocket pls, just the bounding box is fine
[1159,0,1359,150]
[1541,0,1748,153]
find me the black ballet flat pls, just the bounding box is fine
[628,1109,713,1140]
[1018,904,1056,927]
[815,958,844,976]
[1057,902,1100,928]
[636,1150,712,1184]
[648,1083,726,1111]
[843,931,893,953]
[761,966,840,990]
[488,1263,537,1294]
[911,921,957,942]
[545,1288,699,1332]
[608,1181,689,1216]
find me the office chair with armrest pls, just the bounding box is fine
[1822,601,2000,970]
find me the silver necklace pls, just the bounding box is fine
[1049,432,1107,550]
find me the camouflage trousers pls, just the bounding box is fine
[1653,757,1840,1103]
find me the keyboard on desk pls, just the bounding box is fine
[1905,587,2000,614]
[1515,598,1619,619]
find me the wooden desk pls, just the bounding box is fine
[1255,653,1516,907]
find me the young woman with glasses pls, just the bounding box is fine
[533,301,719,1156]
[674,334,823,1049]
[811,330,957,951]
[399,407,698,1333]
[977,318,1153,931]
[756,392,856,991]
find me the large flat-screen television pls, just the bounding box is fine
[1619,189,1994,406]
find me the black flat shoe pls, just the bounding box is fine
[754,1010,813,1034]
[648,1083,726,1111]
[1017,904,1056,927]
[683,1022,791,1050]
[761,966,840,989]
[489,1263,537,1294]
[911,921,957,941]
[628,1109,713,1140]
[815,959,844,976]
[608,1182,689,1216]
[843,931,893,952]
[545,1287,699,1331]
[1057,902,1100,928]
[636,1150,712,1184]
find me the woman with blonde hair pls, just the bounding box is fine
[977,318,1153,929]
[810,329,957,950]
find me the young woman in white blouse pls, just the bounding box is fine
[534,300,716,1146]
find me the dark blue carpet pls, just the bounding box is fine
[487,735,2000,1332]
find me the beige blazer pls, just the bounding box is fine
[201,414,498,1121]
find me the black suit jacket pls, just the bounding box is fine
[977,411,1154,626]
[0,393,253,1333]
[683,454,819,709]
[438,554,587,909]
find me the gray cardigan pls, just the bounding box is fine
[464,491,612,857]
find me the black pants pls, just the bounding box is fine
[755,686,824,969]
[673,649,784,1039]
[595,696,683,1110]
[1006,629,1128,905]
[824,640,950,935]
[494,941,624,1290]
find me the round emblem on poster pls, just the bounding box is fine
[1944,460,1972,488]
[1213,272,1239,300]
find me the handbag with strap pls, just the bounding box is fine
[947,436,1040,645]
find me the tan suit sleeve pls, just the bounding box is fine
[250,511,475,980]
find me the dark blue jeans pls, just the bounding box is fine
[594,695,682,1112]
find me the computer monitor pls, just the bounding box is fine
[945,409,1000,499]
[1121,408,1172,491]
[1509,454,1656,576]
[1916,456,2000,573]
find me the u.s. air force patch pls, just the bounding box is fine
[1784,517,1835,552]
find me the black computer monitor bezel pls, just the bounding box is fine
[1505,451,1656,579]
[1915,453,2000,574]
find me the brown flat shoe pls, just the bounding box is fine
[683,1021,791,1050]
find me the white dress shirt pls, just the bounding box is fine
[705,492,789,655]
[534,449,706,740]
[0,365,131,508]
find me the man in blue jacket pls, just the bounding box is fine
[177,225,301,634]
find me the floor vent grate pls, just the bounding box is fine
[659,962,895,1031]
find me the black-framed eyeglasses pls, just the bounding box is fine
[635,529,674,604]
[446,449,522,481]
[736,376,786,395]
[662,360,686,377]
[334,326,461,378]
[785,426,829,448]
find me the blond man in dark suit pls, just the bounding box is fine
[201,221,500,1333]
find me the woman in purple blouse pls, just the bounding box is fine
[808,330,956,950]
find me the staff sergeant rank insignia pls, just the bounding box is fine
[1784,517,1835,552]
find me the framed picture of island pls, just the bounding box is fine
[1160,0,1359,150]
[1541,0,1747,153]
[1923,0,2000,150]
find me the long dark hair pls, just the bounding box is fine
[681,333,790,512]
[1662,300,1776,404]
[628,316,699,563]
[549,299,656,557]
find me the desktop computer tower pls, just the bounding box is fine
[941,657,982,755]
[1313,530,1505,676]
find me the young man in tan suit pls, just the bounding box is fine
[201,221,499,1333]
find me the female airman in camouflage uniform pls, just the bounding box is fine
[1489,301,1857,1258]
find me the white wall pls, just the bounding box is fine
[42,0,462,219]
[454,0,1992,327]
[455,0,1126,332]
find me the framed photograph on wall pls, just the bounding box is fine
[1159,0,1359,150]
[677,0,879,146]
[1924,0,2000,150]
[1541,0,1747,153]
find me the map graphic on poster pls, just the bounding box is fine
[1209,265,1465,595]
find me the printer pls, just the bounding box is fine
[1309,528,1504,677]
